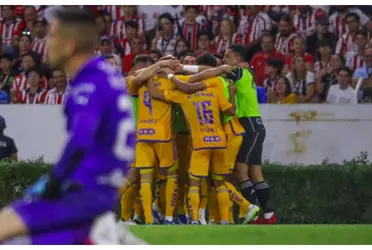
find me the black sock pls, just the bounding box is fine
[240,180,257,206]
[254,181,275,214]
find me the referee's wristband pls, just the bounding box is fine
[182,65,199,73]
[167,74,175,80]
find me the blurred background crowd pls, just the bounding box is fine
[1,5,372,105]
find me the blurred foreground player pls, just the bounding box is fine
[0,9,144,244]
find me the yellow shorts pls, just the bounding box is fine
[189,149,229,178]
[224,117,244,172]
[135,141,175,170]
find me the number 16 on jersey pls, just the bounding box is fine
[193,101,214,125]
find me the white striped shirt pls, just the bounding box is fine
[275,32,297,55]
[329,8,370,38]
[110,17,145,41]
[213,33,242,55]
[335,32,357,56]
[105,5,122,21]
[0,19,24,46]
[45,87,69,105]
[238,12,271,45]
[293,9,317,38]
[345,51,365,72]
[32,36,48,63]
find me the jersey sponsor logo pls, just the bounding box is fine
[138,128,155,135]
[203,136,221,142]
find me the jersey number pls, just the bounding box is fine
[113,94,135,161]
[143,91,152,116]
[193,101,214,125]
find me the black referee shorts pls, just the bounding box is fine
[237,117,266,165]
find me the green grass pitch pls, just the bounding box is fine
[129,225,372,245]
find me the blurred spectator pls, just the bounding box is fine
[174,38,190,59]
[213,53,223,66]
[268,76,297,103]
[149,50,161,62]
[200,5,226,36]
[177,6,206,51]
[151,13,177,56]
[285,55,316,103]
[45,68,68,104]
[120,21,139,56]
[23,6,37,31]
[250,33,285,86]
[306,11,336,56]
[110,6,145,41]
[264,58,284,93]
[274,15,297,55]
[196,31,215,56]
[14,32,41,71]
[329,6,372,39]
[284,36,314,74]
[31,18,48,63]
[316,54,345,102]
[122,36,148,75]
[314,39,332,74]
[293,6,320,37]
[335,13,360,56]
[97,36,121,68]
[345,30,367,72]
[0,54,15,95]
[213,18,241,55]
[326,67,357,104]
[16,67,46,104]
[352,47,372,103]
[0,6,25,49]
[238,6,271,46]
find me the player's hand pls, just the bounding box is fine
[156,59,179,70]
[239,62,250,70]
[219,64,234,73]
[174,63,184,73]
[159,55,177,61]
[229,83,237,95]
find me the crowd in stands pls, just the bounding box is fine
[1,5,372,104]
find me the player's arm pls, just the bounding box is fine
[169,74,207,94]
[221,84,237,116]
[187,65,235,83]
[147,79,184,104]
[147,78,167,101]
[131,60,178,92]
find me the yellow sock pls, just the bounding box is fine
[159,179,166,216]
[208,187,217,222]
[188,186,200,221]
[120,184,136,221]
[216,185,230,223]
[140,179,154,224]
[134,192,143,219]
[200,179,208,210]
[225,181,251,213]
[228,199,235,224]
[165,174,178,218]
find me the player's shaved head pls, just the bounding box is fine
[196,53,217,67]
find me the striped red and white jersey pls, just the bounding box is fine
[120,38,132,56]
[0,19,25,46]
[293,9,318,38]
[45,87,69,105]
[105,5,123,21]
[213,33,242,55]
[10,74,48,93]
[32,36,48,63]
[275,32,297,55]
[200,5,225,35]
[110,16,145,41]
[238,12,272,45]
[17,88,47,104]
[329,8,371,38]
[177,19,206,51]
[335,32,357,56]
[345,51,365,72]
[314,60,331,74]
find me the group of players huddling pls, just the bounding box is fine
[117,43,277,226]
[0,7,277,246]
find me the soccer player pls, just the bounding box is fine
[224,45,277,224]
[0,9,140,244]
[147,66,260,225]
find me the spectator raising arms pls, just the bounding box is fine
[286,55,316,103]
[213,18,242,55]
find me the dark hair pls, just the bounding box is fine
[338,66,352,77]
[0,53,13,61]
[213,53,223,60]
[158,12,174,24]
[277,76,292,97]
[125,20,139,29]
[19,33,32,43]
[261,32,273,40]
[356,30,368,38]
[196,53,217,67]
[197,30,210,40]
[174,38,190,53]
[183,51,197,58]
[26,67,43,78]
[149,50,162,58]
[52,68,65,75]
[185,6,199,12]
[279,14,292,23]
[228,44,248,62]
[132,55,154,67]
[345,12,360,23]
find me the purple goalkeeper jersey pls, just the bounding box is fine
[53,56,135,189]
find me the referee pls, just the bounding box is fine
[224,45,276,224]
[0,116,18,161]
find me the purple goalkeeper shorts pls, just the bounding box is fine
[10,186,118,244]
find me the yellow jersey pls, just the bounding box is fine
[164,87,232,150]
[136,75,174,142]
